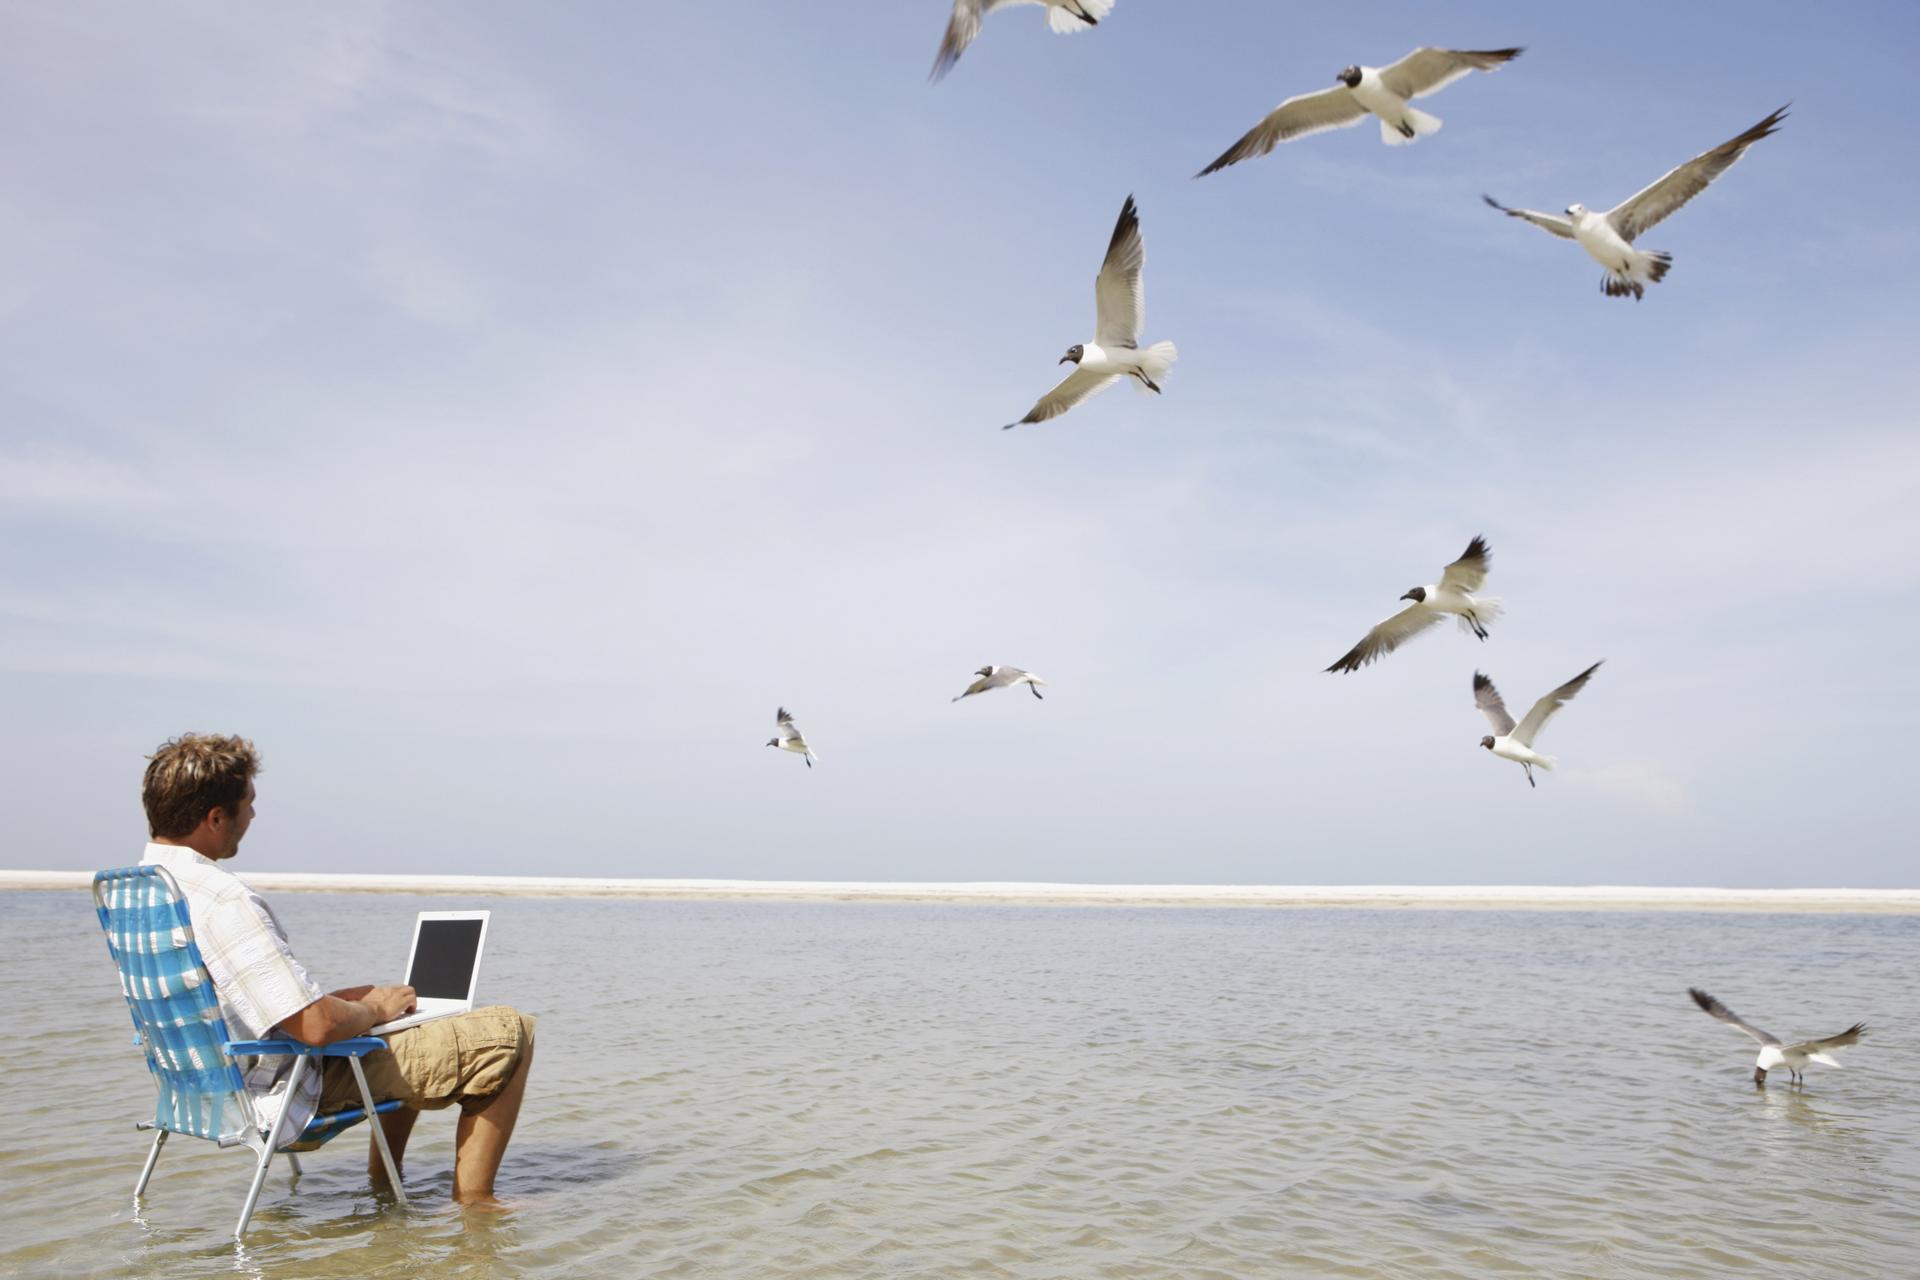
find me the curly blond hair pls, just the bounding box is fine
[143,734,261,839]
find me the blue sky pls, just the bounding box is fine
[3,1,1917,885]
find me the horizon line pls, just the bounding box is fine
[8,870,1919,914]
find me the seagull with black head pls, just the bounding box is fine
[1689,988,1866,1087]
[1197,45,1522,174]
[1326,537,1501,674]
[1004,195,1176,430]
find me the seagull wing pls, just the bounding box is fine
[1605,105,1788,243]
[1377,46,1524,101]
[1094,195,1146,348]
[1689,988,1781,1046]
[955,671,1002,699]
[1439,535,1492,593]
[1472,671,1517,736]
[1324,603,1444,674]
[1196,86,1369,176]
[1006,365,1120,428]
[1482,194,1575,240]
[930,0,1041,81]
[1789,1023,1867,1055]
[775,707,804,745]
[1512,661,1602,747]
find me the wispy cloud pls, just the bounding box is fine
[1560,760,1691,814]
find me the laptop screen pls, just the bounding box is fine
[407,918,485,1000]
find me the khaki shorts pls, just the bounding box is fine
[317,1005,534,1117]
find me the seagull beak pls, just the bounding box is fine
[1058,355,1073,365]
[1753,1067,1767,1085]
[1399,592,1419,602]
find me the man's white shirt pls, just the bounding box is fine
[140,843,325,1139]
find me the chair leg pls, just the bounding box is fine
[134,1129,168,1197]
[286,1152,303,1181]
[236,1056,308,1239]
[351,1056,408,1206]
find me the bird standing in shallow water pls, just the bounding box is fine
[1689,988,1866,1086]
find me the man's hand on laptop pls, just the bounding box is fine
[284,983,418,1046]
[366,985,416,1024]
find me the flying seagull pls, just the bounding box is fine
[1197,45,1522,174]
[1326,536,1501,674]
[766,707,817,768]
[1483,105,1787,299]
[931,0,1113,83]
[1689,988,1867,1087]
[953,665,1048,701]
[1473,662,1601,787]
[1004,195,1177,429]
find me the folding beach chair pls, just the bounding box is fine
[93,865,409,1238]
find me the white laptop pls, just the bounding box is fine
[369,910,491,1035]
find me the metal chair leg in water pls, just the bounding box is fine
[353,1056,407,1204]
[235,1056,306,1239]
[134,1129,168,1197]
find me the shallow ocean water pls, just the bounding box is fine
[3,890,1917,1279]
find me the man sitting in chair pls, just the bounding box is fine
[138,733,535,1208]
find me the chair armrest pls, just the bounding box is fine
[225,1036,390,1058]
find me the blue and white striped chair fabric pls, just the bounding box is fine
[94,865,255,1146]
[93,866,408,1237]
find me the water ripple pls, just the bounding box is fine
[5,894,1918,1278]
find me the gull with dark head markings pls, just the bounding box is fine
[1689,988,1867,1087]
[1483,105,1787,299]
[953,665,1048,701]
[1004,195,1176,430]
[930,0,1113,83]
[1197,45,1522,174]
[1473,662,1601,788]
[1326,536,1501,674]
[766,707,817,768]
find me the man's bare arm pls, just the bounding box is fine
[280,985,415,1046]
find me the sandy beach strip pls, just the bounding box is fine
[5,869,1918,913]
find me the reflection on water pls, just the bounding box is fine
[3,892,1918,1279]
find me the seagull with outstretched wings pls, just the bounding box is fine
[766,707,817,768]
[1005,195,1177,429]
[1197,45,1522,174]
[1689,988,1867,1087]
[1483,105,1787,299]
[1326,536,1502,674]
[1473,662,1602,787]
[930,0,1112,83]
[953,665,1048,701]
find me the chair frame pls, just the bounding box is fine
[94,865,410,1238]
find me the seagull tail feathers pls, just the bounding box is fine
[1128,341,1178,394]
[1602,251,1671,300]
[1048,0,1112,33]
[1382,108,1441,146]
[1533,753,1559,772]
[1807,1051,1842,1067]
